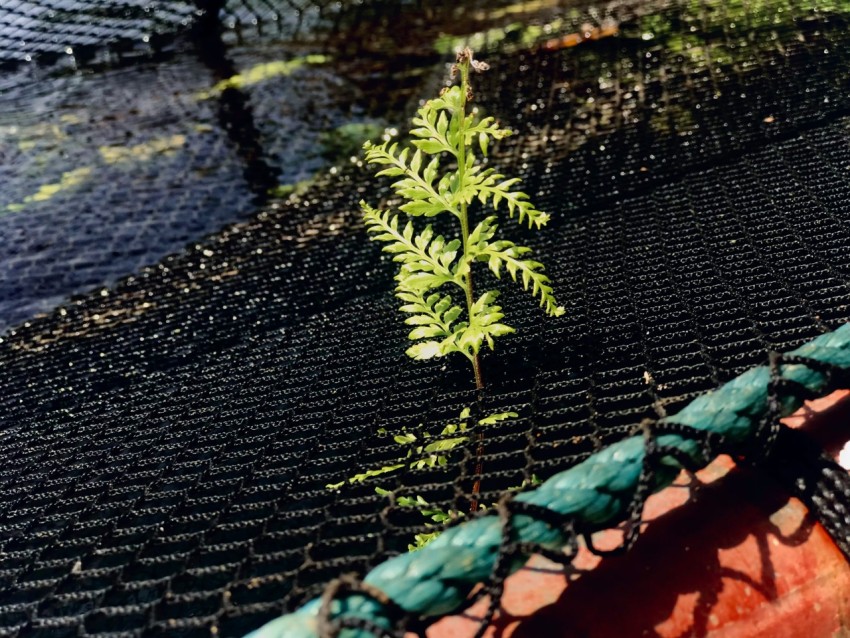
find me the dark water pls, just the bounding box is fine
[0,2,405,331]
[0,0,594,331]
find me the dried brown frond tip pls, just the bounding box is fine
[456,47,490,73]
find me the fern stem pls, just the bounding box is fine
[459,213,483,390]
[455,59,484,393]
[456,54,485,513]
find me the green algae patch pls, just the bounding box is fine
[99,135,186,164]
[197,55,330,100]
[6,135,186,214]
[5,167,93,214]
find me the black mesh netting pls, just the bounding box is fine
[3,0,850,636]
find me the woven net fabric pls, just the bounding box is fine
[0,0,195,68]
[2,0,850,636]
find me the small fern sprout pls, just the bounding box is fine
[360,47,564,389]
[325,408,521,550]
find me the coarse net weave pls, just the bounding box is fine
[2,0,850,636]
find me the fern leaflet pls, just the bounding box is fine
[398,290,464,360]
[363,141,456,217]
[362,202,461,293]
[468,217,565,317]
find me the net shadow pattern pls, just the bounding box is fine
[0,0,552,68]
[2,0,850,636]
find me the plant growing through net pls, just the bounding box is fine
[360,47,564,390]
[330,48,561,547]
[328,408,540,550]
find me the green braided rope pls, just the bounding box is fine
[245,323,850,638]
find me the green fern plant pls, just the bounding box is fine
[330,48,562,549]
[327,407,515,491]
[326,407,540,550]
[360,47,564,389]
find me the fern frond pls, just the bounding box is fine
[397,408,519,471]
[328,407,516,491]
[400,495,464,551]
[468,217,565,317]
[400,497,460,525]
[361,49,565,373]
[463,116,512,156]
[325,462,404,489]
[464,169,550,228]
[409,92,511,158]
[408,531,442,551]
[362,140,457,217]
[478,410,517,426]
[420,85,464,117]
[361,202,462,294]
